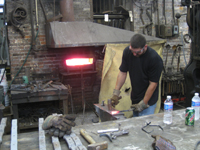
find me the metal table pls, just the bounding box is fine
[1,109,200,150]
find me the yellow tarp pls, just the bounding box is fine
[99,40,166,118]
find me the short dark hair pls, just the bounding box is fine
[130,34,146,48]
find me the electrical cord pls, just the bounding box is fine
[9,27,39,89]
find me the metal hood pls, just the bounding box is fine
[46,21,163,48]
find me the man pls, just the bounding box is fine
[111,34,163,117]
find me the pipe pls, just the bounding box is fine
[38,0,48,22]
[35,0,38,28]
[29,0,35,49]
[163,0,166,24]
[60,0,75,22]
[172,0,175,24]
[130,0,134,31]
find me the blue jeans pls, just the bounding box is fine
[133,102,157,117]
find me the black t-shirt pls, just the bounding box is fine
[119,46,163,105]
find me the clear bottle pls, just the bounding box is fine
[191,93,200,120]
[163,95,173,124]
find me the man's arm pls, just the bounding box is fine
[111,71,127,107]
[143,81,158,104]
[115,71,127,90]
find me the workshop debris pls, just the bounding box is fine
[80,129,108,150]
[10,81,67,93]
[151,135,176,150]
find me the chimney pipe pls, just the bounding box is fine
[60,0,75,22]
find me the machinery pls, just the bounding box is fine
[183,0,200,106]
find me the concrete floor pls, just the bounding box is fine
[74,110,99,126]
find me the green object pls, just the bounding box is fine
[185,107,195,126]
[22,76,28,84]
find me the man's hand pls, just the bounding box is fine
[131,100,149,112]
[111,89,121,107]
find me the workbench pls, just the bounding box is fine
[1,109,200,150]
[10,84,69,130]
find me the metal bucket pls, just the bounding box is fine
[0,85,3,103]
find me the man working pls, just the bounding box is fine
[111,34,163,117]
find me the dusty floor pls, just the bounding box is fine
[74,110,99,126]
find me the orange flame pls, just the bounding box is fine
[111,111,120,115]
[66,58,93,66]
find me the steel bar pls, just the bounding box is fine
[52,136,61,150]
[39,118,46,150]
[0,118,7,143]
[81,67,86,125]
[11,119,17,150]
[93,14,125,19]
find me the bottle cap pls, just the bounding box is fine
[195,93,199,96]
[167,95,171,99]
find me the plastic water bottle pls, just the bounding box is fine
[163,95,173,124]
[191,93,200,120]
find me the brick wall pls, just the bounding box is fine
[7,0,93,82]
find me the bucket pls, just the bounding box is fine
[0,85,4,104]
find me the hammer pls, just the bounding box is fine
[80,129,108,150]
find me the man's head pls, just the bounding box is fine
[129,34,147,57]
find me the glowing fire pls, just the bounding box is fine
[66,58,93,66]
[111,111,120,115]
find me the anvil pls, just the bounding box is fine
[94,103,126,122]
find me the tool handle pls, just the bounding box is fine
[88,141,108,150]
[80,129,96,144]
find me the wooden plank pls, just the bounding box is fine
[11,119,18,150]
[52,136,61,150]
[0,118,7,143]
[11,95,68,104]
[63,99,68,114]
[11,90,68,99]
[39,118,46,150]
